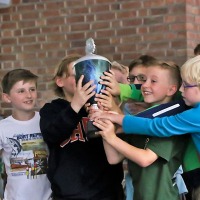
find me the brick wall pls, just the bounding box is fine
[0,0,200,116]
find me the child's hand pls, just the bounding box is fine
[99,70,120,96]
[88,109,104,120]
[95,89,122,113]
[90,110,124,125]
[93,119,117,141]
[71,75,96,113]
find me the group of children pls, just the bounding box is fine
[91,55,200,200]
[0,51,200,200]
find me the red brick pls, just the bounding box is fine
[1,38,17,45]
[21,12,39,20]
[96,0,115,3]
[46,17,65,26]
[144,16,164,25]
[1,54,16,61]
[42,10,60,18]
[91,22,110,30]
[117,28,136,36]
[90,5,109,12]
[96,30,115,38]
[71,23,90,32]
[2,46,12,54]
[68,7,89,15]
[41,26,60,34]
[85,14,95,22]
[2,14,11,21]
[42,43,61,50]
[45,1,65,10]
[96,13,115,21]
[23,44,41,52]
[18,36,36,44]
[67,15,85,23]
[117,10,137,19]
[121,2,142,10]
[1,22,17,29]
[122,19,142,27]
[17,4,35,12]
[1,30,13,37]
[67,32,85,40]
[18,53,36,60]
[151,7,168,15]
[23,28,40,36]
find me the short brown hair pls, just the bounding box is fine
[129,55,157,72]
[2,69,38,94]
[53,54,81,97]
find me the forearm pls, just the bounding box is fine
[102,139,124,164]
[108,113,124,125]
[106,135,158,167]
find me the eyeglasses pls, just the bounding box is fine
[127,74,146,83]
[182,81,198,89]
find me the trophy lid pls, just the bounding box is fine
[73,38,111,65]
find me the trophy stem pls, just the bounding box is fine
[87,104,100,138]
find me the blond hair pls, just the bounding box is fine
[181,55,200,85]
[53,54,81,97]
[111,61,128,74]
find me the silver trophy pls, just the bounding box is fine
[73,38,111,138]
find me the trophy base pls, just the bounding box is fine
[87,120,100,138]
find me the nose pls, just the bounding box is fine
[133,79,140,84]
[141,79,149,87]
[26,90,32,98]
[179,84,184,92]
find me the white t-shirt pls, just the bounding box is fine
[0,112,52,200]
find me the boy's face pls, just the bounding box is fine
[129,65,147,84]
[141,66,176,105]
[3,80,37,113]
[179,80,200,106]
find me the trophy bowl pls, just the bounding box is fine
[73,54,111,105]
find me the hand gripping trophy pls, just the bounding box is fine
[73,38,111,138]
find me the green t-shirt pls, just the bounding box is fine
[123,133,188,200]
[183,138,200,171]
[119,84,143,102]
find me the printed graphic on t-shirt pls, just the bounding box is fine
[7,133,48,179]
[60,117,89,148]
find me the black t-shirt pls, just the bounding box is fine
[40,99,124,200]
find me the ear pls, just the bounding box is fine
[167,85,177,96]
[55,77,64,87]
[2,93,11,103]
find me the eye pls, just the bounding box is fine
[30,88,36,92]
[137,75,147,82]
[151,79,157,83]
[18,89,25,93]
